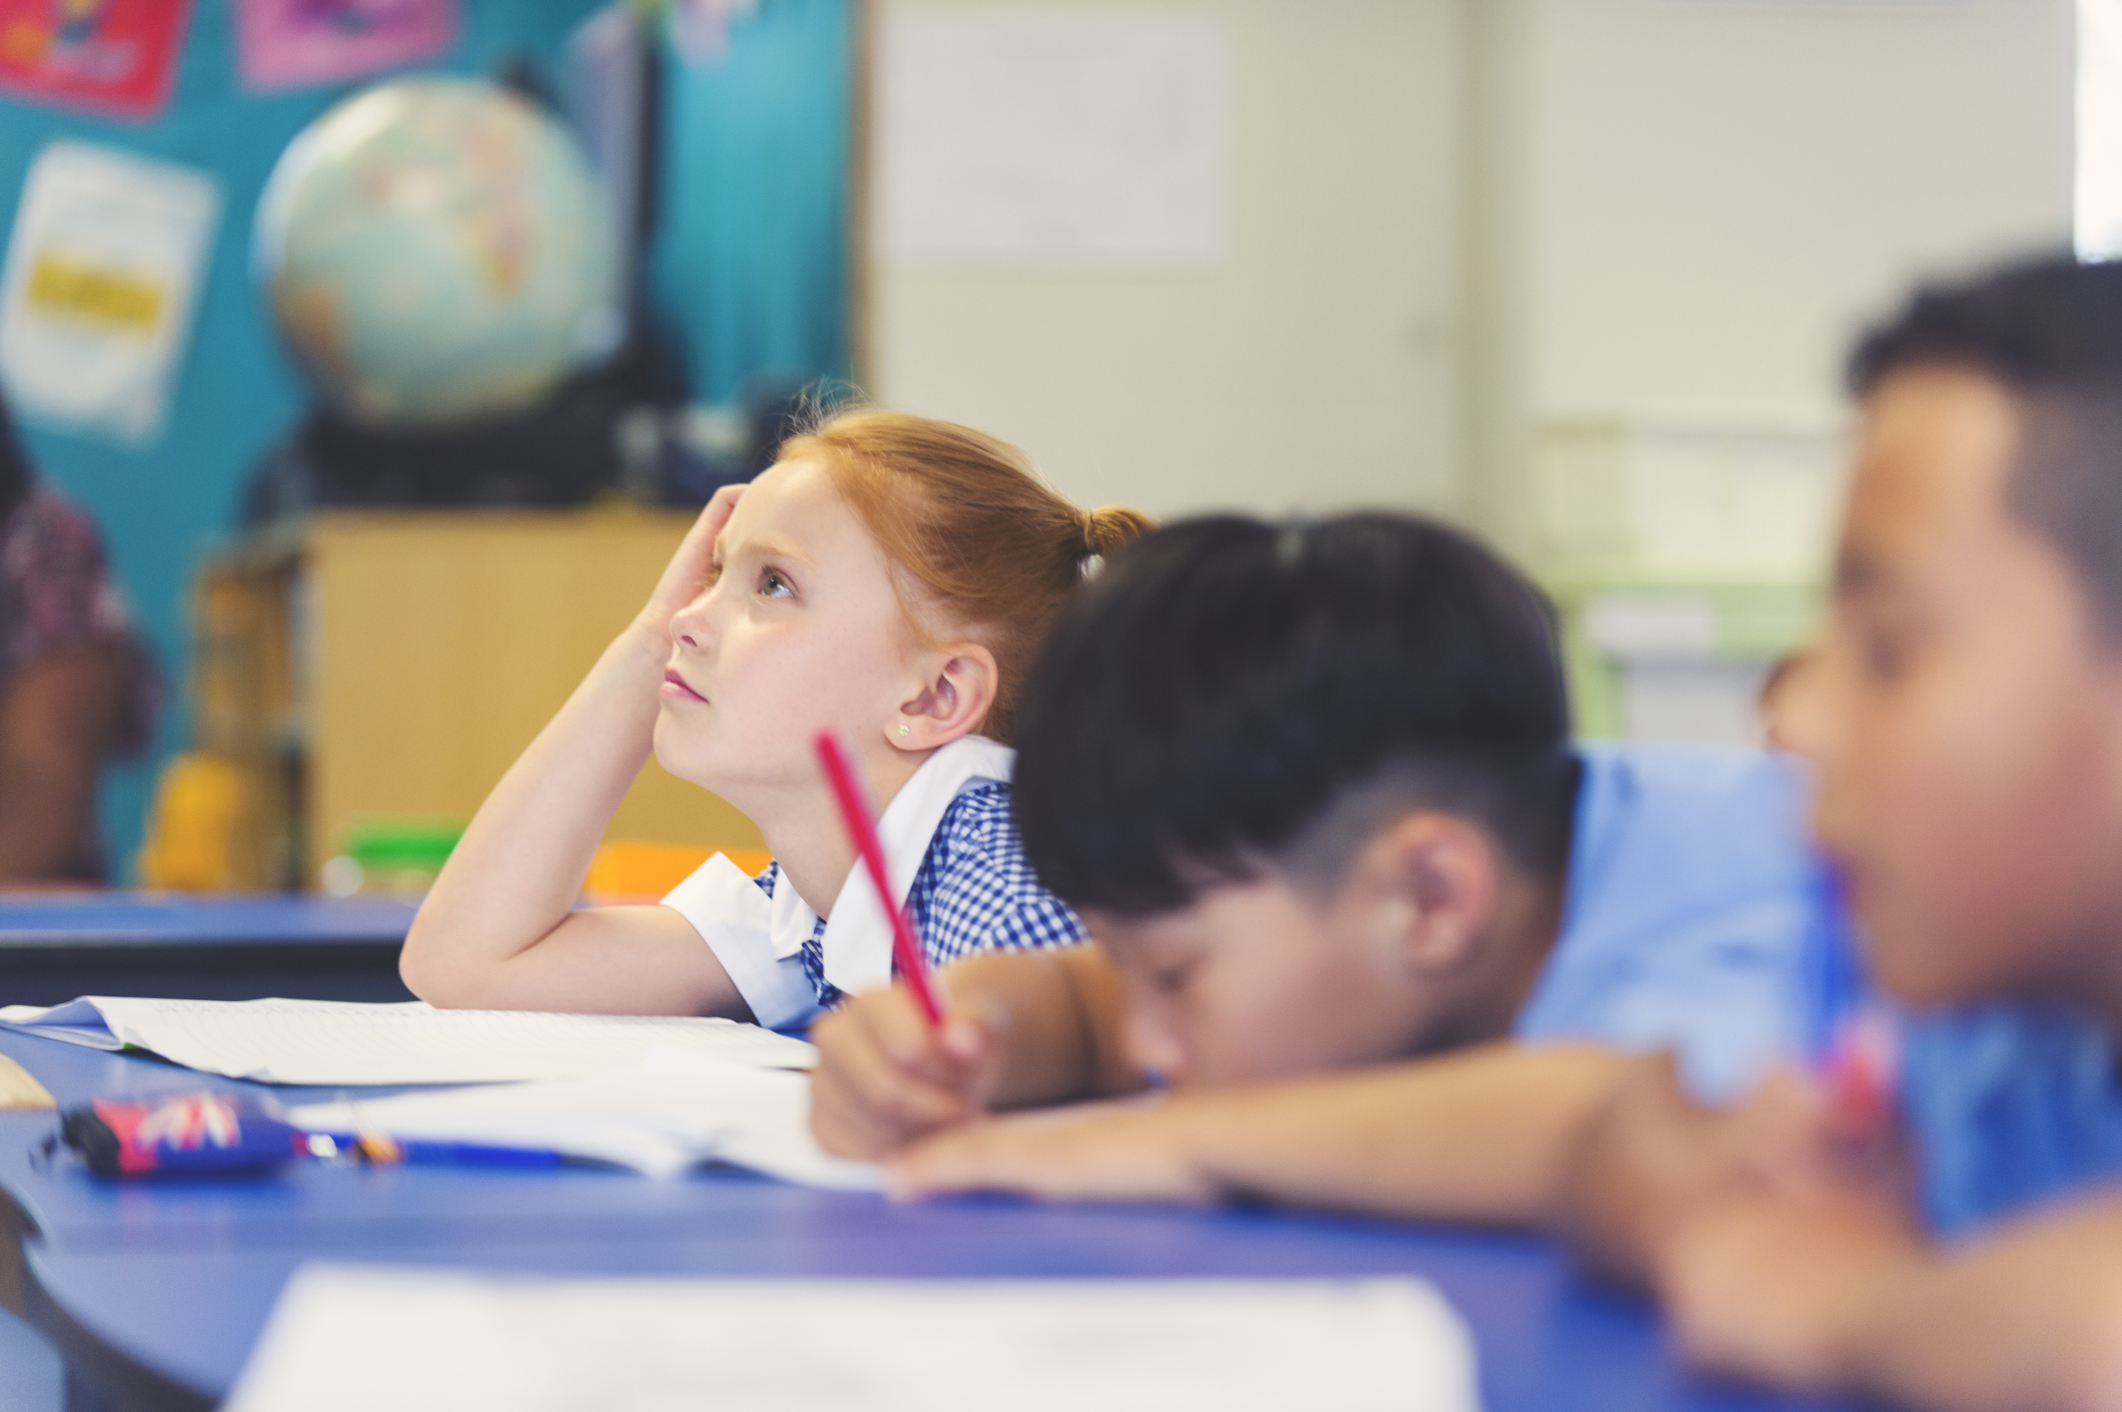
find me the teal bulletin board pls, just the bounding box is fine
[0,0,853,878]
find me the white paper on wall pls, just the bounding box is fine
[1676,1,1964,6]
[877,13,1232,268]
[0,141,221,445]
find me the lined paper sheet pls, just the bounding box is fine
[227,1268,1480,1412]
[0,997,814,1084]
[286,1048,877,1188]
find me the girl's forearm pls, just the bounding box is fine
[400,627,668,1002]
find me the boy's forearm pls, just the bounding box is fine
[1171,1044,1630,1224]
[1846,1200,2122,1412]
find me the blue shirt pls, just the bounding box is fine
[1896,1003,2122,1236]
[758,782,1087,1011]
[1514,743,1828,1101]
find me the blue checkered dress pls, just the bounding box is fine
[752,781,1086,1010]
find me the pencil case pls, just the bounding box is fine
[57,1093,300,1177]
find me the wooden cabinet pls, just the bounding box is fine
[192,509,761,889]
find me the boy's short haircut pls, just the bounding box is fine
[1012,513,1578,916]
[1848,254,2122,637]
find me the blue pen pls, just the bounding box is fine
[300,1131,564,1169]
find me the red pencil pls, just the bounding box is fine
[814,730,945,1026]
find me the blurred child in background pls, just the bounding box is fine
[1558,256,2122,1411]
[0,401,155,884]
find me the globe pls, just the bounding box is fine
[255,78,619,429]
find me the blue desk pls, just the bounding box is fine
[0,1031,1852,1412]
[0,895,419,1006]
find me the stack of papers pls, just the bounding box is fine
[0,997,815,1085]
[226,1267,1481,1412]
[286,1048,879,1188]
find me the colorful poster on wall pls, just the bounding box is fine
[234,0,457,92]
[0,0,191,120]
[0,141,220,445]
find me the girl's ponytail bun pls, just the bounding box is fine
[777,406,1154,743]
[1079,506,1154,562]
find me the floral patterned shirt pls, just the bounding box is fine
[0,484,155,754]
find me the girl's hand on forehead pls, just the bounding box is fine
[637,484,747,645]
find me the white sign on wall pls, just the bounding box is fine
[877,14,1232,268]
[0,141,222,445]
[1670,1,1967,7]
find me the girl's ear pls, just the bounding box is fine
[891,643,999,752]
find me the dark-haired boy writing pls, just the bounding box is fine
[811,514,1826,1222]
[1555,255,2122,1411]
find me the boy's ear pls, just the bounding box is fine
[1355,813,1502,977]
[890,642,999,753]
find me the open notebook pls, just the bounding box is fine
[0,997,815,1085]
[226,1266,1480,1412]
[285,1048,879,1188]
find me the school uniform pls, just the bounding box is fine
[1534,747,2122,1237]
[660,735,1086,1029]
[1894,1004,2122,1236]
[1514,743,1829,1101]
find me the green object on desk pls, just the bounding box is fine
[328,820,467,899]
[344,821,466,872]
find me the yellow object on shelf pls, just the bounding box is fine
[192,510,765,890]
[137,752,252,891]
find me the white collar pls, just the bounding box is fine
[768,735,1017,995]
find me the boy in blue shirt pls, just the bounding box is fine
[811,513,1829,1222]
[1558,255,2122,1410]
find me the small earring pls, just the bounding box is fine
[898,725,910,737]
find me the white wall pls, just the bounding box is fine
[1472,0,2076,553]
[865,0,2077,541]
[1533,0,2071,413]
[866,0,1465,521]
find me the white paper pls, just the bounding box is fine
[0,998,125,1050]
[877,14,1231,267]
[285,1047,878,1188]
[0,997,814,1085]
[227,1267,1480,1412]
[0,141,220,444]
